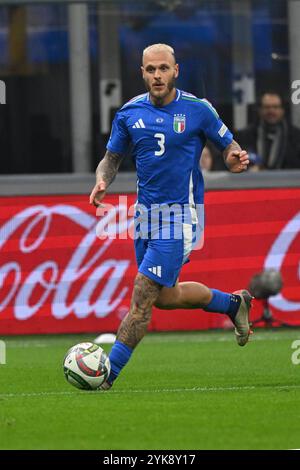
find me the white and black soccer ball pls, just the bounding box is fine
[63,342,111,390]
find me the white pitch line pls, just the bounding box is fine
[1,384,300,399]
[5,331,300,348]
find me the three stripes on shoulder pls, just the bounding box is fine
[133,118,146,129]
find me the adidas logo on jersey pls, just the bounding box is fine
[132,119,146,129]
[148,266,162,278]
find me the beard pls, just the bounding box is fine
[144,74,176,101]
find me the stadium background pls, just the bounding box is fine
[0,0,300,452]
[0,0,299,334]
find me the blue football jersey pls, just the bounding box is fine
[107,89,233,208]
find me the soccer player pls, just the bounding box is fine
[89,44,253,390]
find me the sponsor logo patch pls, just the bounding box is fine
[218,123,228,137]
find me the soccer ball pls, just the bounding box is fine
[63,342,111,390]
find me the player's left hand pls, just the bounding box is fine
[226,150,249,173]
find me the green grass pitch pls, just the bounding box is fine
[0,329,300,450]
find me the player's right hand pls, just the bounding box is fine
[89,180,107,207]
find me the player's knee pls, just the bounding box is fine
[154,293,169,309]
[154,285,182,309]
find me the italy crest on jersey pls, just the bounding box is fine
[173,114,186,133]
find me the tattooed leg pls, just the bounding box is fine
[117,273,163,349]
[104,273,162,387]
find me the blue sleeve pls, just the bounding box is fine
[106,110,131,155]
[201,100,233,151]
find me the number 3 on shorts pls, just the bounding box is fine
[154,133,165,156]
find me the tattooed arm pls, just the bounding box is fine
[89,150,123,207]
[223,139,250,173]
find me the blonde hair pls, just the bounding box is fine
[142,43,176,64]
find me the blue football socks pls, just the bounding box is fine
[107,340,133,384]
[203,289,241,320]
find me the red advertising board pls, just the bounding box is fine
[0,188,299,335]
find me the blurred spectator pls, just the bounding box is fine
[199,142,228,172]
[235,91,300,170]
[200,145,214,172]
